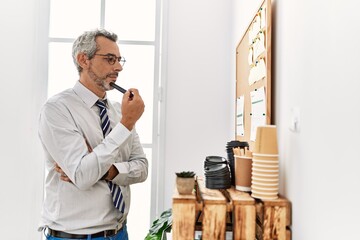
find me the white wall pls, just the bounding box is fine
[232,0,360,239]
[162,0,234,209]
[163,0,360,239]
[0,0,48,239]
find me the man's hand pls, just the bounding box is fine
[56,138,92,183]
[120,88,145,131]
[55,163,72,183]
[104,165,119,181]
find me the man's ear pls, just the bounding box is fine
[77,53,89,70]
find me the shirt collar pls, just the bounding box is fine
[73,81,108,108]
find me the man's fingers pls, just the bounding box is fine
[54,165,63,173]
[60,175,72,183]
[55,163,72,182]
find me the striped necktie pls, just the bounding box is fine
[96,100,125,213]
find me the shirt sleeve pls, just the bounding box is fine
[38,102,130,190]
[111,128,148,186]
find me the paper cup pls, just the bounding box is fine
[252,176,279,184]
[253,125,278,154]
[252,159,279,166]
[253,153,279,161]
[251,192,278,200]
[251,188,278,195]
[251,172,279,181]
[252,162,279,169]
[252,167,279,174]
[251,180,278,187]
[234,155,252,192]
[252,185,278,192]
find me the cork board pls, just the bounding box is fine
[235,0,272,150]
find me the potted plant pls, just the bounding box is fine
[175,171,196,195]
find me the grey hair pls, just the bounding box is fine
[72,29,118,74]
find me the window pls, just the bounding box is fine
[48,0,161,238]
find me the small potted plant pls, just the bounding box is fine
[175,171,196,195]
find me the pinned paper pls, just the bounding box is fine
[256,58,266,79]
[253,32,265,59]
[260,7,266,29]
[248,58,266,85]
[248,47,253,65]
[236,96,245,136]
[250,87,266,141]
[248,25,256,44]
[252,14,261,34]
[248,64,257,85]
[249,14,261,42]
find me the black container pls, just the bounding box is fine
[204,156,231,189]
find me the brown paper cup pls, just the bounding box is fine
[251,172,279,181]
[234,155,252,192]
[252,162,279,169]
[253,125,278,154]
[253,153,279,161]
[252,167,279,173]
[251,191,278,200]
[252,160,279,167]
[251,184,278,192]
[251,180,279,188]
[252,175,279,184]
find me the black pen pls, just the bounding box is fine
[110,82,134,98]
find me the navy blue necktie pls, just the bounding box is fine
[96,100,125,213]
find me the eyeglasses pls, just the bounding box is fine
[94,54,126,66]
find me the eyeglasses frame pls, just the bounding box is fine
[93,53,126,66]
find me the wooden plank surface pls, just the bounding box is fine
[286,229,291,240]
[233,205,256,240]
[227,187,256,239]
[263,205,287,240]
[197,178,227,204]
[261,196,292,227]
[197,177,227,239]
[172,187,196,204]
[227,187,255,205]
[202,204,227,240]
[172,201,196,240]
[261,195,289,207]
[255,196,291,240]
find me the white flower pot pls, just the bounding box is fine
[176,177,195,195]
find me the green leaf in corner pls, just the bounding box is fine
[145,235,160,240]
[144,208,172,240]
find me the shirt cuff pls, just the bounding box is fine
[112,162,129,185]
[107,122,132,144]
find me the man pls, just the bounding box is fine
[38,29,147,240]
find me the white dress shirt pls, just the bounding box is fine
[38,81,148,234]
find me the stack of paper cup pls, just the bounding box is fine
[251,125,279,200]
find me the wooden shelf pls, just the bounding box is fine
[172,177,291,240]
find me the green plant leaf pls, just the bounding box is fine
[145,234,160,240]
[145,208,172,240]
